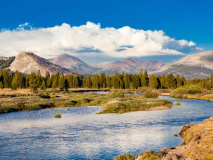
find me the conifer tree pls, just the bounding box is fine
[0,81,3,89]
[149,75,158,89]
[106,75,111,88]
[176,75,182,88]
[160,74,166,89]
[40,80,46,90]
[58,73,65,90]
[166,73,176,89]
[92,74,100,88]
[52,76,58,90]
[29,72,39,93]
[3,70,11,88]
[46,79,52,88]
[99,73,106,88]
[124,73,131,89]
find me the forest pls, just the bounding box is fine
[0,69,213,92]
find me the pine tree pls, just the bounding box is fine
[40,80,46,90]
[149,75,158,89]
[52,76,58,90]
[166,73,176,89]
[58,73,65,90]
[160,74,166,89]
[157,75,161,89]
[99,73,106,88]
[0,81,3,89]
[92,74,100,88]
[29,72,39,93]
[124,73,131,89]
[106,75,111,88]
[176,75,182,88]
[3,70,11,88]
[46,79,52,88]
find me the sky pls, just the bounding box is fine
[0,0,212,65]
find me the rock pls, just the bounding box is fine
[9,52,70,76]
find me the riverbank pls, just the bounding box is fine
[0,89,172,114]
[114,117,213,160]
[170,85,213,102]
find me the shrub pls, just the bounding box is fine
[38,93,51,99]
[114,154,136,160]
[110,90,124,98]
[139,150,162,160]
[174,132,178,136]
[144,89,158,98]
[188,85,203,94]
[54,114,61,118]
[175,102,181,105]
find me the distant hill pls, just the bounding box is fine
[9,52,70,76]
[49,54,96,74]
[94,58,167,74]
[0,56,15,70]
[153,50,213,79]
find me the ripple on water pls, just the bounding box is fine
[0,96,212,160]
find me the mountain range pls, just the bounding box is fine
[3,50,213,79]
[94,58,166,74]
[153,50,213,79]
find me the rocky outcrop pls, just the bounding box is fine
[9,52,70,76]
[136,117,213,160]
[153,50,213,79]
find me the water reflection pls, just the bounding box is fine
[0,96,212,159]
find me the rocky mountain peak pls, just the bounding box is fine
[9,52,70,76]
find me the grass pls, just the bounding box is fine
[174,132,178,136]
[98,95,172,114]
[113,154,136,160]
[170,85,211,100]
[0,89,173,114]
[175,102,181,105]
[54,113,61,118]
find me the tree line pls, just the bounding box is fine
[0,69,213,92]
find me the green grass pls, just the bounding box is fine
[98,95,172,114]
[114,154,136,160]
[54,113,61,118]
[175,102,181,105]
[0,90,172,114]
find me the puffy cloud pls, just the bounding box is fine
[0,22,201,58]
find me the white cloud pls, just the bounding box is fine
[0,21,201,58]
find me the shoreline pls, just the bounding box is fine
[115,117,213,160]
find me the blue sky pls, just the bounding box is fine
[0,0,212,65]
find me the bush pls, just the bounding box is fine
[170,85,203,98]
[175,102,181,105]
[110,90,124,98]
[139,150,162,160]
[174,132,178,136]
[144,89,158,98]
[188,85,203,94]
[114,154,136,160]
[38,93,51,99]
[54,113,61,118]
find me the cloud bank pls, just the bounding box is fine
[0,22,202,58]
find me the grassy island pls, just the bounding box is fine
[0,89,172,114]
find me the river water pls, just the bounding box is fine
[0,95,212,160]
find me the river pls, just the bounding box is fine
[0,95,212,160]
